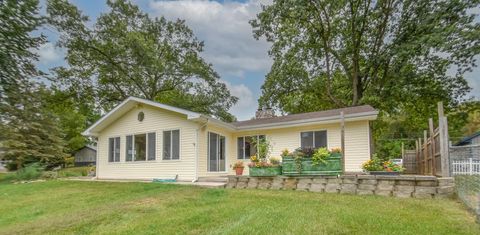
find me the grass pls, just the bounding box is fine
[0,181,478,235]
[57,166,91,177]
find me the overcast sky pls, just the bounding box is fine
[37,0,479,121]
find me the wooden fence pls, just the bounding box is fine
[402,150,417,174]
[403,102,450,177]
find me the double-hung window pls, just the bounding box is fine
[300,130,327,150]
[108,137,120,162]
[163,130,180,160]
[125,132,156,161]
[237,135,265,159]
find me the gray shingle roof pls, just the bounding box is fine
[232,105,377,128]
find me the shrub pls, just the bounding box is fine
[312,148,330,165]
[42,171,58,179]
[5,163,44,181]
[269,157,281,165]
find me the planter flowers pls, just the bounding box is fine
[362,155,405,175]
[248,138,282,176]
[232,161,245,176]
[281,147,342,176]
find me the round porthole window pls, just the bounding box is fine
[138,112,145,122]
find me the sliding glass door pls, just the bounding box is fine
[208,132,226,172]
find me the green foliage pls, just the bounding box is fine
[251,137,271,160]
[251,0,480,146]
[0,181,479,234]
[375,140,403,161]
[311,148,330,166]
[5,163,44,181]
[47,0,238,122]
[58,167,90,177]
[361,156,384,172]
[41,171,58,180]
[0,0,68,170]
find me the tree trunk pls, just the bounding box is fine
[352,75,362,105]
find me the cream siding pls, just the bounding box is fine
[95,103,372,180]
[97,105,199,181]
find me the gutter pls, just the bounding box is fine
[235,111,379,131]
[193,119,209,182]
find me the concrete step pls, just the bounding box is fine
[197,176,228,183]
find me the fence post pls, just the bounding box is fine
[340,111,345,174]
[429,118,436,176]
[438,102,451,177]
[469,158,473,175]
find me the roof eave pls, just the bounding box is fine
[235,111,379,131]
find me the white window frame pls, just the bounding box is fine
[162,129,181,161]
[125,132,156,162]
[299,130,328,149]
[208,131,227,173]
[108,136,121,163]
[237,135,266,160]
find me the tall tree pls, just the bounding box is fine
[47,0,238,122]
[251,0,479,115]
[0,0,68,169]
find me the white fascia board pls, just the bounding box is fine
[235,111,379,131]
[82,97,202,136]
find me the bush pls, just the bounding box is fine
[5,163,44,181]
[41,171,58,179]
[58,167,90,177]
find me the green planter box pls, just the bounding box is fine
[249,166,282,177]
[282,155,342,176]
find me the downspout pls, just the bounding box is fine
[193,119,209,182]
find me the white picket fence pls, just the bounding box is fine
[452,158,480,175]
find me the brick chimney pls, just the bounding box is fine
[255,106,275,119]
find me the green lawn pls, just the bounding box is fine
[0,180,478,235]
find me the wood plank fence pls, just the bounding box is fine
[403,102,450,177]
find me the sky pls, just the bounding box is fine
[36,0,480,121]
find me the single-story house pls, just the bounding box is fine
[82,97,378,181]
[73,145,97,166]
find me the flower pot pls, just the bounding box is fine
[249,166,282,176]
[235,167,244,176]
[282,155,342,176]
[368,171,400,176]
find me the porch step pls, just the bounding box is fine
[197,176,228,183]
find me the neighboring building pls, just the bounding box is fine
[74,145,97,166]
[454,131,480,146]
[82,97,378,181]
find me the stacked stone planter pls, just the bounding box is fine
[226,175,455,199]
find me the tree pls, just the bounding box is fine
[1,86,68,170]
[47,0,238,122]
[252,0,478,111]
[0,0,68,169]
[41,87,101,153]
[251,0,480,153]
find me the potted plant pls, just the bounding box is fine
[248,138,282,176]
[282,147,342,176]
[362,156,404,175]
[232,161,245,176]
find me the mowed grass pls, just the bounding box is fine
[0,180,478,235]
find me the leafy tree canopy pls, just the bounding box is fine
[251,0,480,156]
[0,0,68,169]
[252,0,478,111]
[47,0,238,122]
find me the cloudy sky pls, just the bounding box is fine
[37,0,479,121]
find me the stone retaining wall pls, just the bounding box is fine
[226,175,455,198]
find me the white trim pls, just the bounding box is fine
[161,129,181,161]
[107,136,121,163]
[207,131,227,173]
[83,97,201,136]
[299,130,328,149]
[235,112,379,131]
[82,97,379,137]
